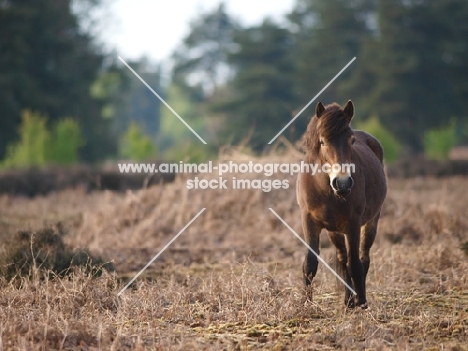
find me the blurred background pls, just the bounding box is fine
[1,0,468,168]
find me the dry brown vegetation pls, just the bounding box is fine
[0,151,467,350]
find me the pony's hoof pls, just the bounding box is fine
[345,298,356,309]
[359,303,368,310]
[303,286,314,302]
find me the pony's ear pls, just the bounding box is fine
[316,102,325,118]
[343,100,354,122]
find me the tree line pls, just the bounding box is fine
[1,0,467,165]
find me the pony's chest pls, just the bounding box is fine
[309,204,352,232]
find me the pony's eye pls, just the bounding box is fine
[351,137,356,145]
[320,140,325,146]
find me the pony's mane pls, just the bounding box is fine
[302,103,351,153]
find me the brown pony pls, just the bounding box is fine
[296,100,387,308]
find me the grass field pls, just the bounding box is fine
[0,153,467,350]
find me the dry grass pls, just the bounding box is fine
[0,151,467,350]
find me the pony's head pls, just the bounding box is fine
[303,100,356,197]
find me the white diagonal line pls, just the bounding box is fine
[268,208,357,295]
[117,208,206,296]
[118,56,207,145]
[268,57,356,144]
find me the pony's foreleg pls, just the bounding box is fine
[328,231,354,308]
[346,223,367,308]
[301,210,321,287]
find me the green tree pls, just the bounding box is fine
[368,0,428,149]
[215,19,297,149]
[2,111,85,168]
[119,123,156,161]
[356,116,401,162]
[424,121,457,160]
[91,58,163,138]
[50,118,83,165]
[172,3,239,94]
[346,0,468,151]
[0,0,115,161]
[289,0,373,106]
[2,110,51,168]
[157,83,214,161]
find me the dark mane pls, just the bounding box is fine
[302,103,351,153]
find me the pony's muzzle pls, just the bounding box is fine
[331,175,354,197]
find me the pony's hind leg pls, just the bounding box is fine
[359,212,380,305]
[328,231,354,308]
[301,210,321,288]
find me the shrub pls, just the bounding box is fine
[50,118,84,165]
[1,111,84,168]
[424,120,457,160]
[461,241,468,257]
[2,110,51,168]
[0,225,114,282]
[119,122,156,161]
[356,116,401,163]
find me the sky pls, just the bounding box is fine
[103,0,296,63]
